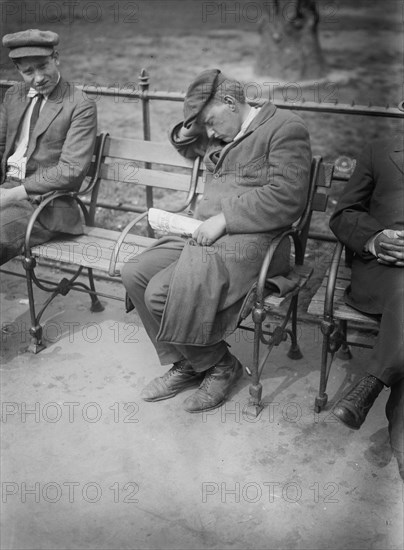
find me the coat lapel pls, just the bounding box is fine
[389,135,404,175]
[25,79,66,160]
[6,85,31,157]
[213,102,277,173]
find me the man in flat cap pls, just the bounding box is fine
[122,69,312,413]
[0,29,97,264]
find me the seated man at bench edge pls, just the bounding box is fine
[0,29,97,266]
[330,136,404,480]
[122,69,312,413]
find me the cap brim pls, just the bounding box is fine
[9,46,54,59]
[183,114,198,129]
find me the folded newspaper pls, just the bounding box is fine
[148,208,202,236]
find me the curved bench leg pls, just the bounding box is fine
[336,320,352,360]
[245,310,265,418]
[24,261,46,354]
[87,268,105,312]
[287,294,303,360]
[315,328,330,413]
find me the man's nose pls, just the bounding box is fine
[34,71,45,84]
[206,127,215,139]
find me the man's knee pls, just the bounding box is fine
[143,278,167,319]
[121,260,145,293]
[383,281,404,321]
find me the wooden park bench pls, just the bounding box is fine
[22,132,203,352]
[11,124,331,416]
[5,126,380,418]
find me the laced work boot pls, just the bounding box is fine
[183,351,243,413]
[140,359,204,402]
[332,375,384,429]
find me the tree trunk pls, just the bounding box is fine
[256,0,326,81]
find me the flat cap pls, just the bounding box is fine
[183,69,227,128]
[2,29,59,59]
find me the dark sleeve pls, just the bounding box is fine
[23,97,97,195]
[0,88,10,168]
[329,143,384,257]
[168,121,210,159]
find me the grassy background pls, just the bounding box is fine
[1,0,403,305]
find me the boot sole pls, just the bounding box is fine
[141,377,204,402]
[184,362,243,413]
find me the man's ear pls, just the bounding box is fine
[223,95,237,111]
[53,51,60,66]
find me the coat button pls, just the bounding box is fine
[213,173,219,179]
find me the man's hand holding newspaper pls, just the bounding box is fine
[148,208,227,246]
[148,208,202,237]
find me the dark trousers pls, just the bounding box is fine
[348,262,404,387]
[386,378,404,478]
[121,239,228,373]
[349,261,403,475]
[0,179,53,266]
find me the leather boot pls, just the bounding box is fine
[183,351,243,413]
[140,359,204,402]
[332,375,384,429]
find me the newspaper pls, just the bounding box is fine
[148,208,202,236]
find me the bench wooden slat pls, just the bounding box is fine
[31,226,156,275]
[103,136,194,169]
[319,162,334,188]
[83,226,153,247]
[312,191,328,212]
[100,164,193,192]
[308,281,380,326]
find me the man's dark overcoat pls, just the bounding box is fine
[330,136,404,314]
[330,136,404,385]
[153,102,312,346]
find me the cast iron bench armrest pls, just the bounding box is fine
[323,240,344,322]
[255,228,296,307]
[108,211,149,277]
[24,191,91,258]
[76,132,109,197]
[167,155,202,213]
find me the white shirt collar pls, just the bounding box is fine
[233,106,261,142]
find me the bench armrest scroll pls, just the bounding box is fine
[77,132,109,197]
[324,240,344,321]
[255,229,296,307]
[24,191,91,258]
[166,155,202,213]
[108,211,149,277]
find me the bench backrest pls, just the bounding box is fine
[86,134,204,234]
[323,157,357,266]
[288,155,355,264]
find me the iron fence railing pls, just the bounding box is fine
[1,69,403,245]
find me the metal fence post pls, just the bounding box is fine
[139,68,154,237]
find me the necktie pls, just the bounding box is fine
[28,94,44,141]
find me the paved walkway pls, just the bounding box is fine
[1,261,403,550]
